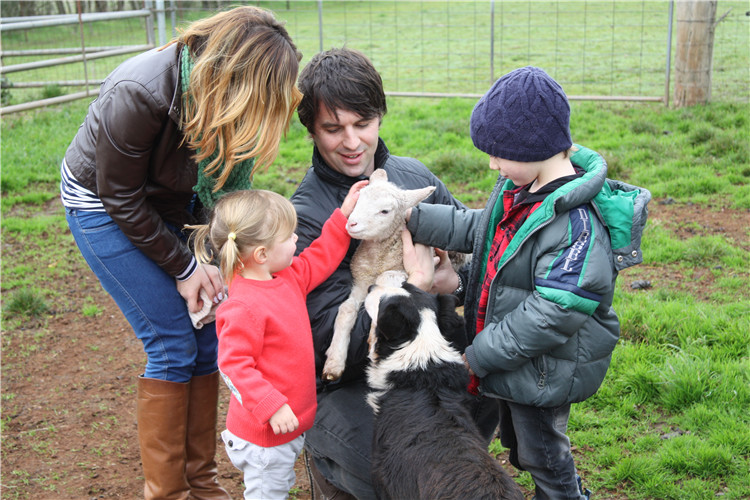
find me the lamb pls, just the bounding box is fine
[321,169,436,382]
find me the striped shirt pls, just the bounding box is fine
[60,158,197,281]
[60,158,105,211]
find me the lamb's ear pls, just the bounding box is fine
[370,169,388,183]
[401,185,436,208]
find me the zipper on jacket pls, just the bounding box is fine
[486,213,558,314]
[536,355,548,390]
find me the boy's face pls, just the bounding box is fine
[311,105,380,178]
[489,156,539,187]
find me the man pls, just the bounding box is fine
[290,47,495,499]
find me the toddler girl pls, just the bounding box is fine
[190,183,366,499]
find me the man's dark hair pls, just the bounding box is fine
[297,47,387,134]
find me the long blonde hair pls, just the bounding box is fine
[190,190,297,284]
[173,6,302,190]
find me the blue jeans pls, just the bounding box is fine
[499,400,587,500]
[305,379,377,500]
[65,207,218,382]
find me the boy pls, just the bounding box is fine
[406,66,651,499]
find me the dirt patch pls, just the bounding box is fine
[653,200,749,250]
[2,197,747,499]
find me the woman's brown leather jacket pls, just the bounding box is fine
[64,44,199,277]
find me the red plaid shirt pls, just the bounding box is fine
[468,186,540,393]
[476,187,541,333]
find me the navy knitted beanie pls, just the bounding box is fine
[470,66,572,162]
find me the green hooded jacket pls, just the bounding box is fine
[408,144,651,406]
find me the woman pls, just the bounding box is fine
[60,6,302,498]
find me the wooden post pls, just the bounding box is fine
[673,0,717,107]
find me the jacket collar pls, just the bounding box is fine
[311,137,391,187]
[168,44,182,126]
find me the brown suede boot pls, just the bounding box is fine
[185,371,230,500]
[137,376,191,500]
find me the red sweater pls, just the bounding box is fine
[216,209,350,447]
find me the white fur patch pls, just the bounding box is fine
[366,308,463,411]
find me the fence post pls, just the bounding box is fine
[664,0,674,106]
[673,0,717,107]
[170,0,176,39]
[490,0,495,83]
[317,0,323,53]
[76,1,91,96]
[144,0,155,47]
[155,0,166,46]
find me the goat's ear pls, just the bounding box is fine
[401,185,437,208]
[370,169,388,183]
[436,294,469,353]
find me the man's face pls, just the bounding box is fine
[311,105,380,178]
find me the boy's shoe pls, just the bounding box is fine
[577,474,592,499]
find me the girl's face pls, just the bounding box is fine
[266,231,298,274]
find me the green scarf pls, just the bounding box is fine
[180,45,255,208]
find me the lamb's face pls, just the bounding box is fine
[346,184,405,241]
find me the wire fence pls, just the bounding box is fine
[1,0,748,113]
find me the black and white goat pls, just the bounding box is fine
[363,276,525,500]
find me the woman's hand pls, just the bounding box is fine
[401,228,435,291]
[269,404,299,435]
[341,180,369,217]
[176,263,225,313]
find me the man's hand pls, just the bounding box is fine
[176,264,225,314]
[401,228,435,291]
[430,248,461,295]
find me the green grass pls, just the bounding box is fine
[2,94,748,499]
[2,7,750,494]
[2,288,50,319]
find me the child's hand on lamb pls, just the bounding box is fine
[341,180,369,217]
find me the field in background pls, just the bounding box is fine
[2,2,749,498]
[2,0,749,108]
[2,93,749,498]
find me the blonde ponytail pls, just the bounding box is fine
[188,189,297,285]
[217,228,244,284]
[188,223,213,265]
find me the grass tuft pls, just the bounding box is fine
[3,288,50,319]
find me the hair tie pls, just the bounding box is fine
[227,232,236,241]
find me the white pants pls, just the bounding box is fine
[222,429,305,500]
